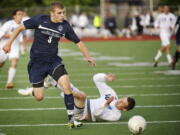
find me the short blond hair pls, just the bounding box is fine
[50,2,64,11]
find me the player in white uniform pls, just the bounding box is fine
[153,5,176,67]
[20,10,32,55]
[18,73,135,122]
[0,9,23,88]
[74,73,135,122]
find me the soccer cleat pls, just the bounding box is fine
[153,61,158,67]
[67,119,83,129]
[153,59,158,67]
[18,88,33,96]
[5,83,14,89]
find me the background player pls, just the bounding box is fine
[3,2,96,128]
[172,15,180,70]
[18,73,136,122]
[153,5,176,67]
[0,9,24,88]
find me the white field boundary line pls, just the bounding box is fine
[0,77,179,83]
[0,105,180,112]
[0,84,180,91]
[11,67,173,72]
[0,120,180,128]
[0,72,160,78]
[1,93,180,100]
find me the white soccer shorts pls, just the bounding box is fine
[160,32,171,46]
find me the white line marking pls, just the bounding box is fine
[0,72,158,78]
[0,84,180,91]
[0,77,179,84]
[12,68,173,72]
[0,120,180,127]
[0,93,180,100]
[0,105,180,112]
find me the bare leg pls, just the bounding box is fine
[6,58,18,88]
[33,87,44,101]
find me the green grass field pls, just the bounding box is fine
[0,40,180,135]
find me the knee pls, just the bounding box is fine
[63,86,72,94]
[35,95,44,101]
[79,92,87,100]
[10,63,17,68]
[73,91,87,101]
[178,47,180,52]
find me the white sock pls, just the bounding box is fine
[7,67,16,83]
[154,50,162,61]
[166,54,172,64]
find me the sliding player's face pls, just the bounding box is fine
[51,8,65,22]
[14,11,23,24]
[116,97,129,111]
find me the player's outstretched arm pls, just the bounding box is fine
[76,41,96,67]
[3,24,26,53]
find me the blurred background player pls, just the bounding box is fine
[153,5,176,67]
[0,9,24,88]
[18,73,135,122]
[3,2,96,128]
[121,12,133,38]
[20,9,32,55]
[172,15,180,70]
[104,12,117,36]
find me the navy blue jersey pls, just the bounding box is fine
[176,16,180,35]
[23,15,80,61]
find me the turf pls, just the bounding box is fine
[0,40,180,135]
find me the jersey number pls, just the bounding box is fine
[105,94,111,100]
[48,36,52,43]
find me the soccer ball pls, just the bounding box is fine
[128,115,147,135]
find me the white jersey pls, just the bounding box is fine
[0,20,23,59]
[89,73,121,121]
[155,13,176,33]
[0,20,22,44]
[78,14,89,28]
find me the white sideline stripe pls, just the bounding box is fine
[0,84,180,91]
[0,105,180,112]
[0,120,180,127]
[1,93,180,100]
[0,77,179,83]
[0,72,156,78]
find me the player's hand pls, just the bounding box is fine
[106,74,115,81]
[86,57,96,67]
[105,96,114,107]
[3,44,11,53]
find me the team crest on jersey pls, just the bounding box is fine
[57,25,63,32]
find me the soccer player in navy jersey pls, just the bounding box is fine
[3,2,96,128]
[172,16,180,70]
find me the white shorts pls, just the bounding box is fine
[160,32,171,46]
[0,40,20,59]
[0,49,8,63]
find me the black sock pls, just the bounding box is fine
[177,51,180,62]
[64,94,75,121]
[32,91,34,96]
[174,51,180,62]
